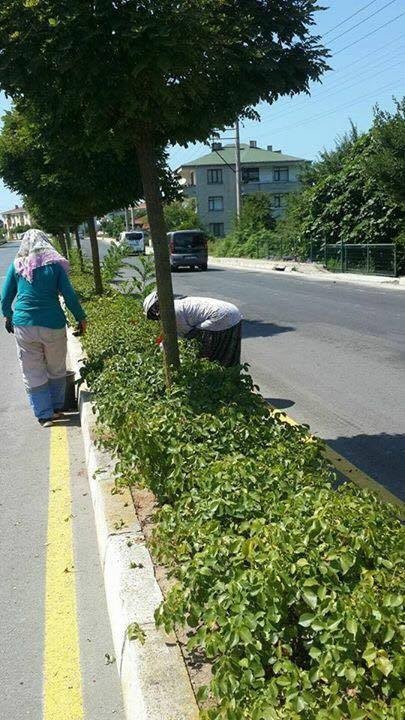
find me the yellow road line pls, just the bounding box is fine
[268,405,403,512]
[44,427,84,720]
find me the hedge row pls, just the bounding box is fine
[72,255,404,720]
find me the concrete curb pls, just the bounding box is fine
[208,256,405,291]
[67,328,199,720]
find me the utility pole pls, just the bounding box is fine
[130,205,135,229]
[124,207,129,231]
[235,118,242,221]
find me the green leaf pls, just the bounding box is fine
[309,645,322,659]
[362,642,377,666]
[303,590,318,610]
[347,701,366,720]
[383,594,403,608]
[299,612,315,628]
[375,655,393,677]
[346,618,358,637]
[239,626,253,644]
[340,554,354,575]
[382,626,395,643]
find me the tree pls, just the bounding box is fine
[0,104,147,292]
[274,130,405,263]
[0,0,329,380]
[366,98,405,205]
[100,215,126,240]
[163,199,201,232]
[303,121,360,185]
[240,193,276,232]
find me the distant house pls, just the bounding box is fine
[1,206,32,238]
[178,141,308,236]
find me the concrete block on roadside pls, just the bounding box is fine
[104,536,163,654]
[121,624,199,720]
[67,326,199,720]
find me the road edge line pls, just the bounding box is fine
[268,405,403,512]
[44,426,84,719]
[67,328,199,720]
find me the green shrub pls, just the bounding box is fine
[72,260,404,719]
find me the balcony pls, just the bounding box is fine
[241,181,299,194]
[183,184,197,197]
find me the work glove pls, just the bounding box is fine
[5,318,14,334]
[73,319,87,337]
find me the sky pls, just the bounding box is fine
[1,0,404,211]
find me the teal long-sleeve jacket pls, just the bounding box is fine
[1,262,86,328]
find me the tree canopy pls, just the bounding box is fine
[0,1,329,146]
[274,104,405,269]
[366,98,405,205]
[0,0,329,377]
[163,199,201,232]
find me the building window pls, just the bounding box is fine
[189,171,195,186]
[242,167,260,183]
[273,195,282,208]
[209,222,225,237]
[208,196,224,211]
[207,168,223,184]
[273,166,289,182]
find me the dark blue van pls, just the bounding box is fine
[168,229,208,271]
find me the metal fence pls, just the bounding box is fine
[323,242,397,277]
[252,238,400,276]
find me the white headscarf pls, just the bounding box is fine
[14,228,69,283]
[143,290,158,317]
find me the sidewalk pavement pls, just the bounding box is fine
[208,256,405,290]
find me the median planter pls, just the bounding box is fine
[69,251,404,720]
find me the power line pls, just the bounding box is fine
[259,80,402,138]
[170,12,405,168]
[262,28,405,117]
[170,63,403,167]
[323,0,380,37]
[254,39,405,125]
[334,10,405,55]
[334,30,405,70]
[327,0,400,44]
[257,50,404,125]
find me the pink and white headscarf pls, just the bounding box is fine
[14,229,70,283]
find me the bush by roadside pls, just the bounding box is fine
[70,250,404,720]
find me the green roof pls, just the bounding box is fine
[180,143,307,168]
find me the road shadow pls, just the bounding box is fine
[173,267,225,273]
[324,431,405,503]
[243,319,295,339]
[264,397,295,410]
[53,411,81,428]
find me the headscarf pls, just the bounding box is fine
[143,290,159,319]
[14,228,70,283]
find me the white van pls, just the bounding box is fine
[118,230,145,255]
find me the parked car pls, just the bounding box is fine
[118,230,145,255]
[168,229,208,271]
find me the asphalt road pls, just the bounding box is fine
[0,242,124,719]
[82,237,405,499]
[171,265,405,501]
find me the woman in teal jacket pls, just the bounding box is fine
[1,229,86,426]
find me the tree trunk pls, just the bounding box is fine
[74,226,84,271]
[65,226,72,252]
[58,230,68,258]
[136,130,180,383]
[87,216,103,295]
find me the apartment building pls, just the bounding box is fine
[1,206,32,239]
[178,141,308,236]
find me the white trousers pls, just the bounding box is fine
[14,325,67,390]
